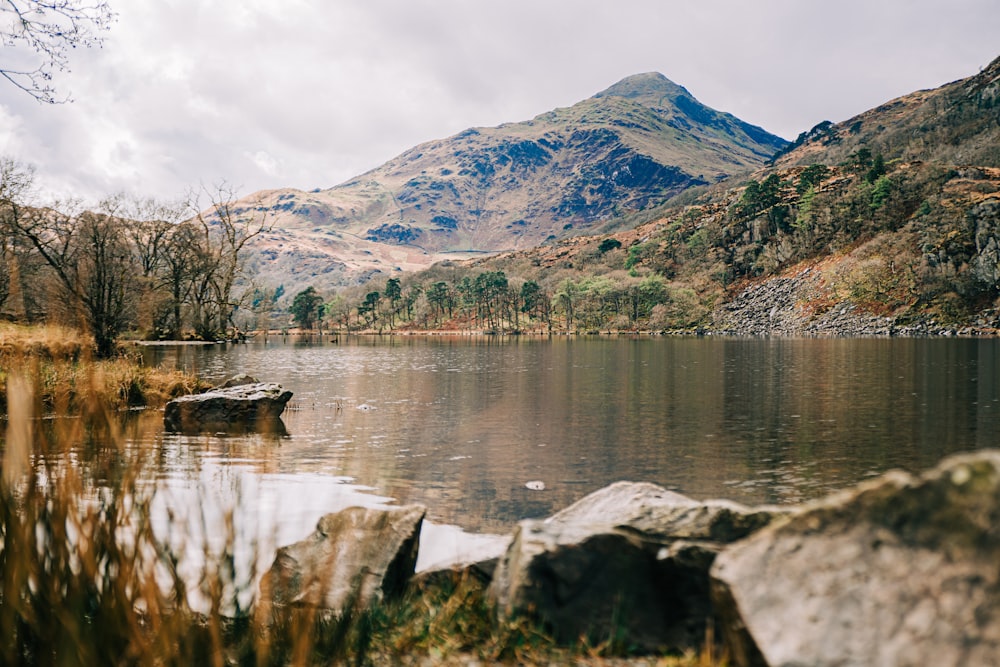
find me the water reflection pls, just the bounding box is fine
[138,336,1000,533]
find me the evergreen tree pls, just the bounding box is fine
[290,286,324,330]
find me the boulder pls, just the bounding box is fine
[488,481,784,653]
[546,481,779,542]
[261,504,426,614]
[163,379,292,433]
[710,450,1000,667]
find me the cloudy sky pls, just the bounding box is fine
[2,0,999,205]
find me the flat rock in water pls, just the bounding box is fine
[163,380,292,433]
[710,450,1000,667]
[488,481,784,653]
[261,504,426,614]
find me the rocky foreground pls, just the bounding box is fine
[258,450,1000,666]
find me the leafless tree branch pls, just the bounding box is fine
[1,0,115,103]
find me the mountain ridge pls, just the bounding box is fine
[773,54,1000,169]
[238,72,786,293]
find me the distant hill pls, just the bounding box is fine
[238,73,786,293]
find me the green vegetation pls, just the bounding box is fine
[736,174,784,219]
[796,164,830,194]
[304,254,707,334]
[302,154,999,332]
[869,174,893,211]
[5,57,1000,348]
[290,286,325,331]
[598,238,622,253]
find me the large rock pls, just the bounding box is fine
[163,379,293,433]
[261,504,426,614]
[710,450,1000,667]
[488,481,783,652]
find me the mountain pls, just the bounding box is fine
[368,55,1000,334]
[240,73,786,292]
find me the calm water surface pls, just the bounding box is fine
[138,335,1000,541]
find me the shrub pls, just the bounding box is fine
[598,238,622,254]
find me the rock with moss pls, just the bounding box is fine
[710,450,1000,667]
[261,504,426,614]
[488,481,784,653]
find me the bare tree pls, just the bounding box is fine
[0,156,38,318]
[9,196,135,356]
[1,0,115,103]
[155,220,200,339]
[115,194,185,336]
[186,183,271,340]
[119,195,183,278]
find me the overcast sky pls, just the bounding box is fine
[2,0,999,205]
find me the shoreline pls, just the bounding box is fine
[130,323,1000,345]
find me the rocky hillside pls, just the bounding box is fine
[774,54,1000,169]
[238,73,786,293]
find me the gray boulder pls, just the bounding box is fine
[488,481,784,653]
[260,504,426,614]
[710,450,1000,667]
[163,380,292,433]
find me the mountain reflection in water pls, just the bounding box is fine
[137,335,1000,536]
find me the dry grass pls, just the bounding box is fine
[0,438,722,664]
[358,575,724,666]
[0,324,209,415]
[0,322,92,360]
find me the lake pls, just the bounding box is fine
[137,335,1000,550]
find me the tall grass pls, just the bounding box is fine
[0,323,208,415]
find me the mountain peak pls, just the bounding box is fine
[236,69,787,294]
[594,72,692,105]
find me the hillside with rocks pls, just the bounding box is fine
[774,55,1000,169]
[237,73,786,294]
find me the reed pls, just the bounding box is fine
[0,324,209,415]
[0,322,92,360]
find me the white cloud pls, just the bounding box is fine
[248,150,281,178]
[0,0,998,204]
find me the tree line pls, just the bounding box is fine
[286,151,995,335]
[0,158,269,356]
[288,267,691,335]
